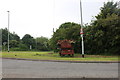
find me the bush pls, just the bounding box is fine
[18,43,28,51]
[10,48,21,51]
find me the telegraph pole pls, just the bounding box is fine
[7,11,10,52]
[80,0,84,58]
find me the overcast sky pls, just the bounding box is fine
[0,0,119,39]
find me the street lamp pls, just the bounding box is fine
[80,0,85,58]
[7,11,10,52]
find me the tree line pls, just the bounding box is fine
[1,1,120,55]
[1,28,50,51]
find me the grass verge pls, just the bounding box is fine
[1,51,119,61]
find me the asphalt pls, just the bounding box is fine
[2,58,119,78]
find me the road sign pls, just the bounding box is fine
[80,28,83,34]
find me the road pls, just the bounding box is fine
[2,59,118,78]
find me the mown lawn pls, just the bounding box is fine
[1,51,119,61]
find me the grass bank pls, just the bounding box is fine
[1,51,119,61]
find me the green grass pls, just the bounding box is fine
[1,51,119,61]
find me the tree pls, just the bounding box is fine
[22,34,35,49]
[1,28,20,43]
[10,40,19,48]
[35,36,50,51]
[84,1,120,55]
[10,32,20,41]
[1,28,8,44]
[96,1,120,19]
[1,28,20,50]
[50,22,81,53]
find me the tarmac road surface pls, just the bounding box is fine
[2,59,118,78]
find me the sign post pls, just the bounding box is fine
[80,0,85,58]
[7,11,10,52]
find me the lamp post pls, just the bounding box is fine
[7,11,10,52]
[80,0,84,58]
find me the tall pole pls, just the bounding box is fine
[7,11,10,52]
[80,0,84,58]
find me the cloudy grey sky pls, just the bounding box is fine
[0,0,119,39]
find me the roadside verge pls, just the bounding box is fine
[2,57,119,63]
